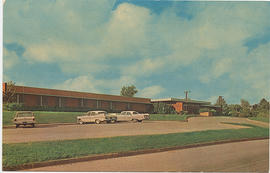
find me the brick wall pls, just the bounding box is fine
[114,102,128,111]
[65,98,80,107]
[23,94,39,107]
[100,100,110,110]
[131,103,147,112]
[84,99,97,109]
[47,96,58,107]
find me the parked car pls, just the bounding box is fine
[77,111,117,124]
[13,111,36,128]
[111,111,149,122]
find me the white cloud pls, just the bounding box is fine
[20,2,270,77]
[138,85,165,98]
[24,41,78,63]
[53,75,136,95]
[237,42,270,100]
[98,3,152,58]
[3,47,19,69]
[53,76,100,93]
[122,58,165,77]
[207,96,218,105]
[199,57,234,83]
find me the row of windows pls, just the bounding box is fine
[16,94,148,111]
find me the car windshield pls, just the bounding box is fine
[133,112,139,114]
[98,112,106,114]
[16,112,33,117]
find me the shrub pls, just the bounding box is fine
[3,103,24,111]
[179,111,189,115]
[257,112,269,117]
[209,109,217,116]
[153,103,177,114]
[228,110,240,117]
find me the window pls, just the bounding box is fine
[91,112,96,116]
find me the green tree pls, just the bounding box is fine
[120,85,138,97]
[258,98,269,111]
[215,96,229,116]
[240,99,251,117]
[228,104,242,117]
[256,98,270,117]
[3,81,16,103]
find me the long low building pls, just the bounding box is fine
[3,83,153,113]
[151,98,221,114]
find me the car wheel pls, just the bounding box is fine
[137,120,142,122]
[32,123,35,128]
[111,119,116,123]
[95,119,101,124]
[15,124,19,128]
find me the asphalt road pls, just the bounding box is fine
[27,139,269,172]
[3,117,265,144]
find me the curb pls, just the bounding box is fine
[3,119,189,129]
[3,137,268,171]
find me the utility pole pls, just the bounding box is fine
[184,90,191,113]
[184,90,191,100]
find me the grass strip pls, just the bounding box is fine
[3,112,192,126]
[3,123,268,168]
[248,116,269,123]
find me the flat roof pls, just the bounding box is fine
[12,85,152,104]
[151,98,211,105]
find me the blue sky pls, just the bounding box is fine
[3,0,270,104]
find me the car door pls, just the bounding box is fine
[90,112,97,122]
[126,112,133,121]
[97,112,106,121]
[117,112,126,121]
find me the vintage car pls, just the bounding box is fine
[112,111,149,122]
[13,111,36,128]
[77,111,117,124]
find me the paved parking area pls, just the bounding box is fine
[3,117,268,144]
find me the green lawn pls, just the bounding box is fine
[149,114,193,121]
[3,112,193,126]
[2,111,82,126]
[3,123,268,168]
[248,116,269,123]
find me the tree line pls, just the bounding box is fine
[215,96,269,118]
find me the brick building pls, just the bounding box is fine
[3,83,153,113]
[151,98,221,114]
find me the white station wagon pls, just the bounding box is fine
[13,111,36,128]
[77,111,116,124]
[112,111,149,122]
